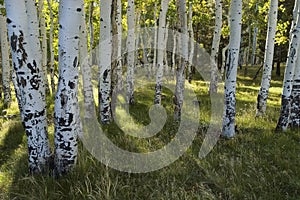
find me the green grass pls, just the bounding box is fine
[1,65,300,199]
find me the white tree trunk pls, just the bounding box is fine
[47,0,55,94]
[187,2,194,84]
[5,0,51,174]
[116,0,123,91]
[171,29,177,79]
[80,2,95,120]
[54,0,83,175]
[126,0,135,104]
[174,0,188,121]
[89,1,94,65]
[256,0,278,116]
[221,43,229,77]
[209,0,222,93]
[152,2,158,75]
[289,45,300,127]
[154,0,170,105]
[0,12,11,106]
[276,0,300,130]
[38,0,49,94]
[222,0,242,137]
[164,21,170,78]
[99,0,112,123]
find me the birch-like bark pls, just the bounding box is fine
[187,2,194,84]
[99,0,112,123]
[5,0,51,174]
[171,29,177,79]
[222,0,242,137]
[38,0,49,94]
[47,0,55,94]
[0,12,11,106]
[152,2,158,75]
[251,3,259,66]
[209,0,222,93]
[174,0,188,121]
[289,46,300,128]
[256,0,278,116]
[164,21,170,77]
[276,0,300,130]
[89,1,94,65]
[116,0,123,91]
[80,3,95,120]
[154,0,170,105]
[221,44,229,77]
[126,0,135,104]
[54,0,83,175]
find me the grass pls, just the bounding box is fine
[0,65,300,199]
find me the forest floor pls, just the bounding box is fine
[0,65,300,200]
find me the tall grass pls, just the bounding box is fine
[0,65,300,199]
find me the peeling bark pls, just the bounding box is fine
[209,0,222,93]
[5,0,51,174]
[276,0,300,131]
[222,0,242,137]
[154,0,171,105]
[54,0,83,176]
[99,0,112,123]
[174,0,188,121]
[126,0,136,105]
[256,0,278,116]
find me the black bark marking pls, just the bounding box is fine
[27,60,38,74]
[60,93,68,107]
[20,77,27,87]
[68,81,75,89]
[76,8,82,12]
[103,69,109,81]
[10,32,17,51]
[57,113,74,127]
[6,18,12,24]
[73,56,78,68]
[30,75,40,90]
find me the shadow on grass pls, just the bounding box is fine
[0,121,24,168]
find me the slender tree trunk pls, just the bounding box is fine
[221,43,229,78]
[98,0,112,123]
[38,0,50,94]
[89,1,94,65]
[54,0,83,176]
[187,2,195,84]
[164,21,170,78]
[244,25,251,76]
[126,0,136,105]
[209,0,222,93]
[152,2,158,76]
[251,26,258,66]
[256,0,278,116]
[171,29,177,79]
[80,2,95,120]
[222,0,242,137]
[5,0,51,174]
[116,0,123,92]
[47,0,55,94]
[154,0,170,105]
[276,0,300,131]
[0,12,11,107]
[174,0,188,121]
[289,44,300,128]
